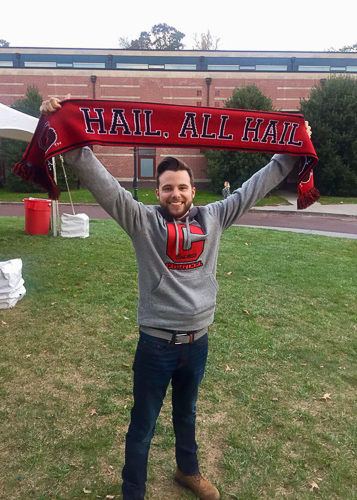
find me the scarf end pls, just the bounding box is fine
[297,186,321,210]
[13,159,60,200]
[297,169,320,210]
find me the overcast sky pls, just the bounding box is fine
[1,0,355,52]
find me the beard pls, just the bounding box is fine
[160,199,192,219]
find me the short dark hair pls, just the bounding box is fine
[156,156,194,188]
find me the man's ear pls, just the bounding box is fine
[155,188,160,200]
[192,187,196,198]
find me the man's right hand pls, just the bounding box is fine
[40,94,71,115]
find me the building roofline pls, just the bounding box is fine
[1,46,356,57]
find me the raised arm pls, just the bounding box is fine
[207,154,299,230]
[40,97,146,236]
[207,121,312,229]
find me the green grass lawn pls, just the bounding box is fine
[0,187,298,207]
[318,196,357,205]
[1,218,356,499]
[1,187,357,207]
[0,187,222,205]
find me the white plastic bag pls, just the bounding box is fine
[61,213,89,238]
[0,259,23,288]
[0,259,26,309]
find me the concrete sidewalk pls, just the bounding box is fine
[251,191,357,217]
[240,190,357,239]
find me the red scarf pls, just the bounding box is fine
[14,99,319,209]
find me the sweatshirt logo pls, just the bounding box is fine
[166,223,205,270]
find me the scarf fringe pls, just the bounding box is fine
[13,159,60,200]
[297,187,321,210]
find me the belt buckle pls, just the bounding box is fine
[173,333,188,345]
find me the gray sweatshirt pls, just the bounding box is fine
[64,148,297,331]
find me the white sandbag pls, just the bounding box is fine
[0,289,26,309]
[61,213,89,238]
[0,259,26,308]
[0,259,23,288]
[0,284,26,300]
[0,278,24,296]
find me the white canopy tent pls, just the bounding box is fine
[0,103,38,141]
[0,103,61,235]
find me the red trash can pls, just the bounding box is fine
[24,198,52,235]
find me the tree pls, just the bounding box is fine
[119,24,185,50]
[11,85,43,117]
[299,76,357,196]
[128,31,152,50]
[225,86,274,111]
[0,39,9,47]
[328,42,357,52]
[193,30,220,50]
[151,23,185,50]
[0,86,43,191]
[338,43,357,52]
[205,86,274,193]
[118,37,131,49]
[0,86,77,192]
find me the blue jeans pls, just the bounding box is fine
[122,331,209,500]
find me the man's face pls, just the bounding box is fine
[156,169,196,220]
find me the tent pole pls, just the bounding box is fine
[51,157,59,236]
[59,155,75,215]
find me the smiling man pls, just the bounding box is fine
[155,157,195,220]
[40,96,311,500]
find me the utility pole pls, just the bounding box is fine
[133,147,138,201]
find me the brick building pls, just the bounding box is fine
[1,47,356,188]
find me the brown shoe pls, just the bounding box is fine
[174,469,220,500]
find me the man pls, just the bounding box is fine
[40,97,311,500]
[222,181,231,200]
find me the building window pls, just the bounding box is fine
[215,90,220,97]
[240,65,256,70]
[196,101,202,106]
[256,65,287,71]
[0,61,13,67]
[140,158,154,177]
[138,148,156,179]
[138,148,156,155]
[24,61,57,68]
[73,62,105,69]
[116,63,148,70]
[197,90,202,96]
[207,65,239,71]
[347,66,357,72]
[165,64,196,70]
[148,64,165,70]
[298,66,330,72]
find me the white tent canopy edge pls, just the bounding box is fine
[0,103,38,142]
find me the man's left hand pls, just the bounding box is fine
[305,121,312,139]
